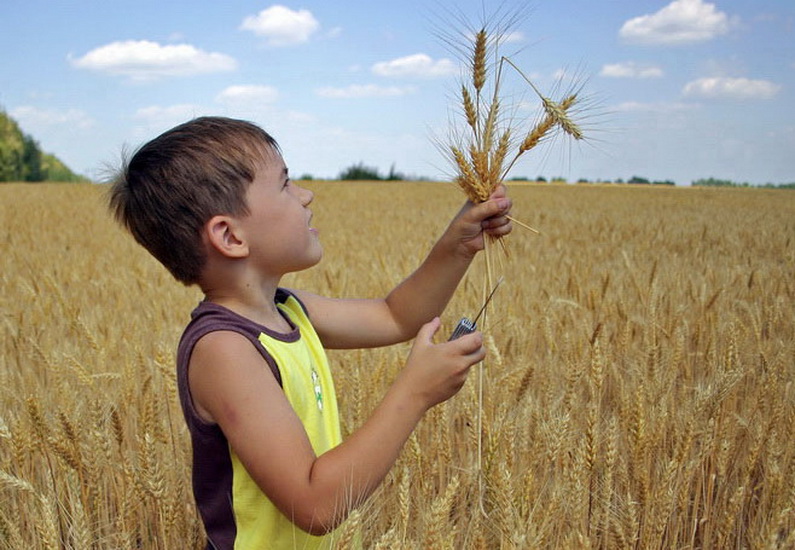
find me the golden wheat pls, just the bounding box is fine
[446,27,585,227]
[1,182,793,548]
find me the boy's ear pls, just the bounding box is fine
[205,215,249,259]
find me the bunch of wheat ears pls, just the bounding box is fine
[438,15,589,512]
[448,26,584,214]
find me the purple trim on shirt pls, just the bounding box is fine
[176,288,307,549]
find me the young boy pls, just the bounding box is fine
[109,116,512,549]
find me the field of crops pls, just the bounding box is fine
[1,181,793,549]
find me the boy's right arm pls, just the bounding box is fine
[189,317,484,535]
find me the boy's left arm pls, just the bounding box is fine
[295,185,512,349]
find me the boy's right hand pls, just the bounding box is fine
[398,317,485,411]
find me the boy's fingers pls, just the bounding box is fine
[482,215,513,234]
[485,196,512,218]
[481,211,511,228]
[417,317,441,343]
[465,196,511,226]
[449,331,484,355]
[489,184,508,200]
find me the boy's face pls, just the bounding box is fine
[239,147,322,277]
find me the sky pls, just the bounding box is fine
[1,0,793,185]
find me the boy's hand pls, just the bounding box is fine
[397,317,485,411]
[449,184,513,258]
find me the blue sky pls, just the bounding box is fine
[1,0,793,185]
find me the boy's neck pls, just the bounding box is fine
[202,276,291,332]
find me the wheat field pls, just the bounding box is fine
[1,181,793,549]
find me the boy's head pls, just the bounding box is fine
[109,116,279,285]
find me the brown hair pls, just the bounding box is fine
[108,116,279,285]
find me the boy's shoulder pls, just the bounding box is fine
[178,288,312,356]
[177,293,302,389]
[185,288,302,328]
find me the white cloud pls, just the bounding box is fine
[326,27,343,39]
[495,30,525,44]
[69,40,236,81]
[216,85,279,105]
[315,84,417,99]
[614,101,696,113]
[129,104,207,143]
[683,77,781,100]
[241,5,320,47]
[371,54,457,78]
[620,0,735,45]
[551,68,575,83]
[601,62,663,79]
[133,104,203,123]
[10,106,95,129]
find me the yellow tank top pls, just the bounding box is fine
[230,293,342,549]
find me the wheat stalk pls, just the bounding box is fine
[447,31,586,239]
[423,476,460,549]
[442,21,589,517]
[472,30,487,94]
[462,85,477,132]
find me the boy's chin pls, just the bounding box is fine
[304,248,323,269]
[311,251,323,266]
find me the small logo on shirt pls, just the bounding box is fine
[311,369,323,411]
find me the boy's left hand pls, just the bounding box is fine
[449,184,513,257]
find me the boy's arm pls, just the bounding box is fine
[296,185,513,349]
[189,319,484,535]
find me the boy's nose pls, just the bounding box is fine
[300,185,314,206]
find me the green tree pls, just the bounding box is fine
[22,135,44,181]
[385,163,404,181]
[339,162,382,181]
[0,111,25,181]
[0,109,84,182]
[42,153,85,182]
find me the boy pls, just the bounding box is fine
[109,116,512,549]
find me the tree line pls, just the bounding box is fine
[0,110,84,182]
[691,177,795,189]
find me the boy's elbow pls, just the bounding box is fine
[292,507,346,536]
[299,520,337,537]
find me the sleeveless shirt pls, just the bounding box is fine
[176,289,342,549]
